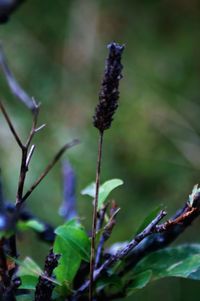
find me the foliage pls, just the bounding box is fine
[0,2,200,301]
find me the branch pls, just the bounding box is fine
[22,139,79,203]
[0,44,38,113]
[0,101,24,149]
[95,202,120,268]
[119,202,200,277]
[73,210,166,298]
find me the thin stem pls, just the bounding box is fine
[89,131,104,301]
[22,139,79,203]
[0,101,24,149]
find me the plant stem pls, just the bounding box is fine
[89,131,104,301]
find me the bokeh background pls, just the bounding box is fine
[0,0,200,300]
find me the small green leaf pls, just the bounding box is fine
[135,205,163,235]
[81,182,96,198]
[17,219,45,233]
[126,270,152,296]
[133,244,200,281]
[81,179,123,210]
[55,220,90,262]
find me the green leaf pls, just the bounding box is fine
[133,244,200,281]
[126,270,152,296]
[17,257,42,291]
[53,236,81,286]
[81,179,123,210]
[17,219,45,233]
[53,220,90,288]
[55,220,90,262]
[19,275,38,290]
[135,205,163,235]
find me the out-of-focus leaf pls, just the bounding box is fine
[81,179,123,210]
[133,244,200,280]
[59,160,77,220]
[16,293,34,301]
[17,257,42,291]
[126,270,152,296]
[17,219,45,233]
[17,256,60,290]
[135,205,163,235]
[19,275,38,290]
[55,219,90,262]
[18,257,42,277]
[96,275,123,293]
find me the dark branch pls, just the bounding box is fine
[22,139,80,203]
[0,44,38,113]
[0,101,24,149]
[74,210,166,298]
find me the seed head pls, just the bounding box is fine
[93,42,124,133]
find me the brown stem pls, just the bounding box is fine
[0,101,24,149]
[22,139,79,203]
[89,131,104,301]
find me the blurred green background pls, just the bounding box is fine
[0,0,200,300]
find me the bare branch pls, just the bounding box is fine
[95,202,120,268]
[0,44,38,113]
[22,139,79,203]
[0,100,24,149]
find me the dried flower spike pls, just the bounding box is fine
[93,42,124,133]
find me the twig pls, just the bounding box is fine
[74,210,166,298]
[95,202,120,268]
[15,109,39,208]
[96,203,108,232]
[26,145,36,169]
[0,101,24,149]
[119,203,200,277]
[22,139,79,203]
[0,44,38,112]
[89,132,103,300]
